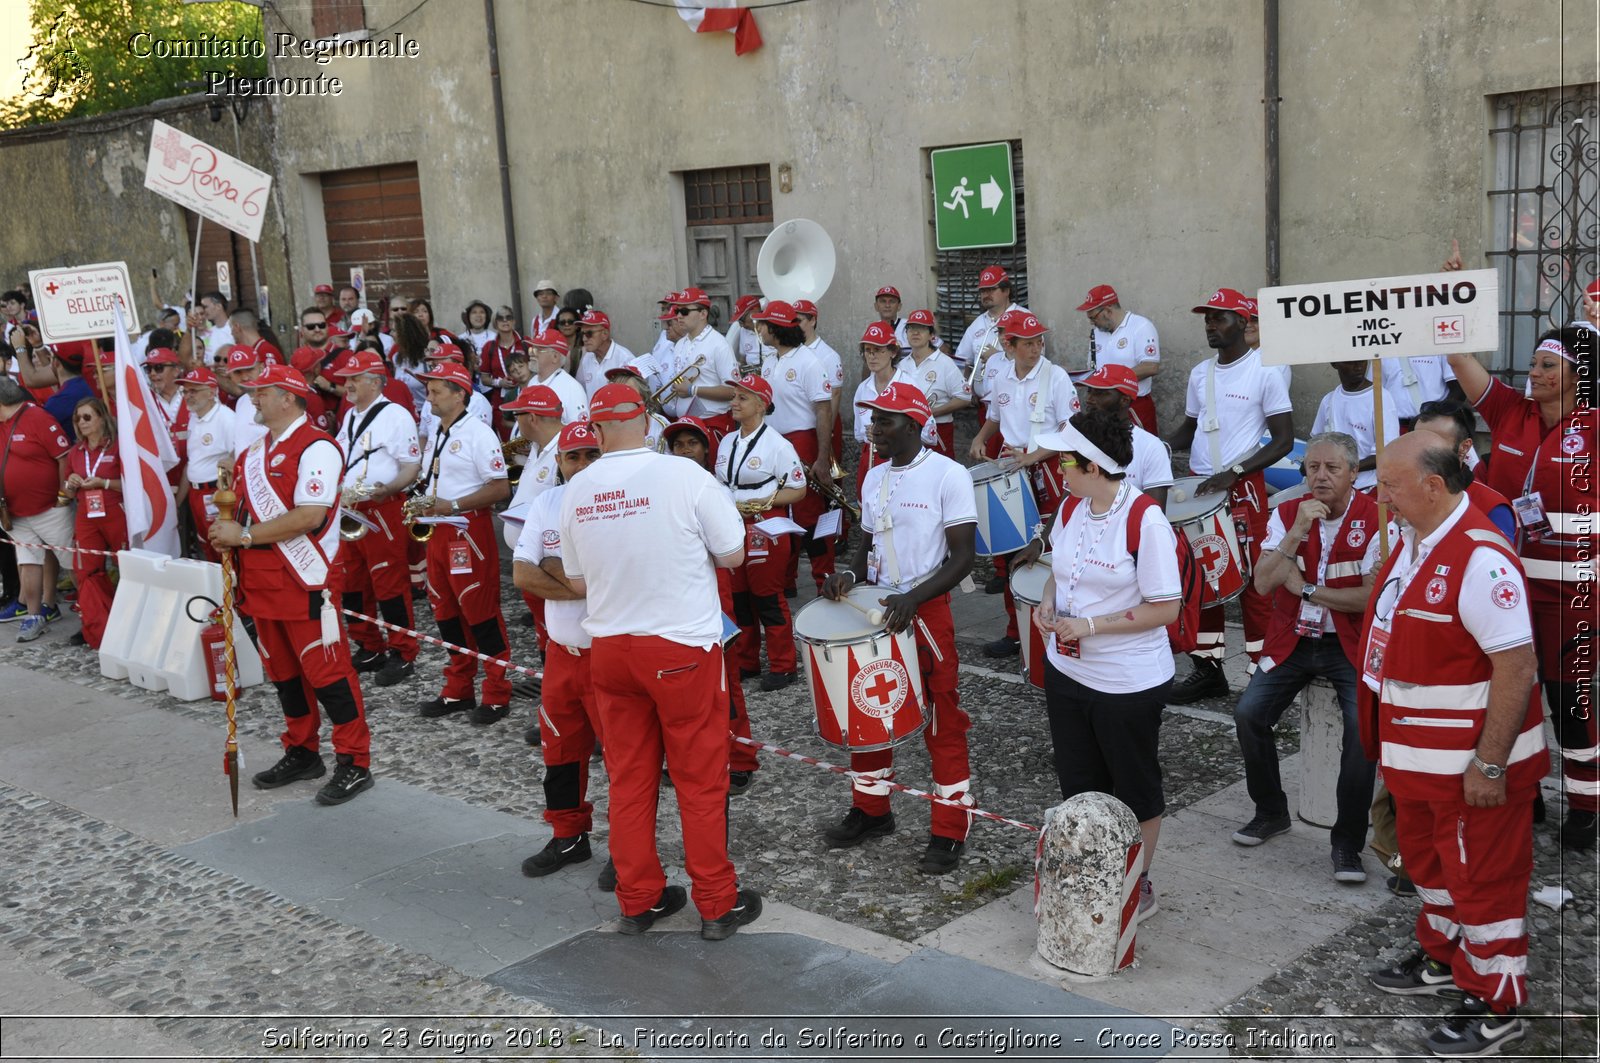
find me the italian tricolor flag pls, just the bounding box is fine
[676,0,763,55]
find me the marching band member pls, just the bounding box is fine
[558,383,761,939]
[513,421,606,880]
[175,367,235,563]
[574,310,636,398]
[725,295,765,373]
[821,383,977,874]
[331,350,423,689]
[502,384,566,535]
[969,311,1079,658]
[418,346,496,441]
[650,291,684,382]
[663,289,738,433]
[753,300,832,592]
[793,299,844,455]
[1310,360,1401,493]
[716,374,809,692]
[224,346,270,455]
[602,365,670,453]
[207,365,373,806]
[412,360,514,726]
[1074,364,1173,507]
[1076,284,1162,432]
[892,309,969,456]
[873,285,912,356]
[529,331,589,424]
[785,300,842,594]
[1164,287,1295,701]
[63,397,124,649]
[957,266,1027,421]
[851,324,899,493]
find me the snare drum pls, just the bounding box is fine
[1258,430,1309,494]
[1164,476,1246,606]
[793,585,927,752]
[721,612,740,647]
[1008,554,1052,690]
[970,460,1040,557]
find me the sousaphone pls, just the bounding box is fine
[756,219,836,305]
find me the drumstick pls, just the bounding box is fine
[841,596,885,626]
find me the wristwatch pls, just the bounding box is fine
[1301,583,1318,601]
[1229,463,1246,478]
[1471,754,1505,780]
[450,498,461,514]
[240,529,253,549]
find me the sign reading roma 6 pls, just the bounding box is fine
[143,120,272,242]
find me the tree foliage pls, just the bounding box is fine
[1,0,267,129]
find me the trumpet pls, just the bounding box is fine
[736,491,778,517]
[402,492,437,543]
[649,355,706,408]
[805,460,859,523]
[339,445,374,541]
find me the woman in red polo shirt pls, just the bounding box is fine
[63,397,126,648]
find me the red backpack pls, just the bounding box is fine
[1057,493,1203,654]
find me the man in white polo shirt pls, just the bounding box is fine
[1076,284,1162,433]
[1371,355,1464,428]
[892,309,969,456]
[176,367,235,562]
[725,295,765,373]
[559,383,761,941]
[528,331,589,424]
[573,310,636,398]
[821,382,978,874]
[1311,360,1401,493]
[224,346,270,455]
[663,288,738,434]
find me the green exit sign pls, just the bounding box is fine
[930,142,1016,250]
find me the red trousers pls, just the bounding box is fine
[1002,463,1063,641]
[591,635,739,920]
[1192,471,1271,665]
[338,497,419,660]
[730,523,796,674]
[717,569,758,773]
[73,508,126,649]
[1129,394,1158,435]
[256,612,371,766]
[849,594,973,840]
[187,486,220,563]
[1396,789,1535,1011]
[538,642,603,836]
[784,428,838,591]
[425,510,511,703]
[934,421,956,458]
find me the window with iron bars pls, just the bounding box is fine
[1488,85,1599,384]
[933,141,1027,344]
[684,165,774,225]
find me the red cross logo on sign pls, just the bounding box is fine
[152,127,192,170]
[44,282,60,297]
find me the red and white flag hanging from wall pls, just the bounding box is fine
[675,0,763,55]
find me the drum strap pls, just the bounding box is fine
[874,456,912,588]
[1398,361,1424,415]
[1203,359,1224,473]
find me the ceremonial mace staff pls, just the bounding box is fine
[212,459,242,816]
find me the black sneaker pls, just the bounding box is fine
[759,671,796,692]
[315,760,374,805]
[252,745,326,789]
[701,888,763,941]
[617,884,687,935]
[419,694,474,718]
[1169,660,1228,703]
[728,770,754,796]
[982,636,1019,658]
[410,584,426,601]
[918,835,965,874]
[984,574,1006,594]
[1370,949,1460,996]
[374,653,414,688]
[1332,847,1368,884]
[511,676,542,700]
[68,632,87,647]
[783,587,797,599]
[524,724,541,747]
[597,858,617,892]
[1423,995,1524,1056]
[1231,813,1292,847]
[739,669,760,682]
[352,648,385,672]
[1561,810,1598,851]
[521,833,592,877]
[1387,873,1418,898]
[824,808,896,848]
[470,702,511,726]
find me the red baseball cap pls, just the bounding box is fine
[1000,310,1049,339]
[1080,364,1139,398]
[662,416,714,449]
[331,350,388,378]
[1242,296,1260,320]
[529,329,568,354]
[875,285,901,300]
[503,384,563,415]
[856,381,932,426]
[418,361,473,390]
[589,382,649,422]
[178,367,219,389]
[726,373,774,405]
[579,309,611,330]
[313,283,335,295]
[1587,278,1600,299]
[426,342,466,363]
[142,347,180,366]
[793,299,819,319]
[1192,288,1253,315]
[978,265,1009,289]
[291,345,331,375]
[753,300,798,327]
[906,309,936,328]
[240,364,313,398]
[1075,285,1119,312]
[223,345,260,373]
[731,295,761,320]
[860,321,897,348]
[557,421,600,453]
[672,287,711,308]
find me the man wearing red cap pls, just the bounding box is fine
[650,291,685,379]
[529,331,589,424]
[413,361,514,725]
[502,383,568,702]
[1074,364,1172,505]
[208,366,374,805]
[223,347,271,455]
[312,283,342,329]
[0,376,71,641]
[891,310,969,457]
[1077,284,1162,433]
[144,347,191,496]
[725,295,765,374]
[822,382,978,873]
[970,311,1079,657]
[332,352,423,688]
[559,383,761,939]
[1165,288,1296,702]
[955,265,1028,383]
[872,285,913,357]
[175,368,236,562]
[572,310,636,399]
[513,421,606,880]
[663,289,738,433]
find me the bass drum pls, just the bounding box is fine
[793,585,926,752]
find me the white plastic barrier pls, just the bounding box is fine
[99,549,263,701]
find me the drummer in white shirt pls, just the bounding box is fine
[1368,355,1464,428]
[573,310,636,399]
[175,367,235,562]
[820,382,978,875]
[1311,360,1401,493]
[663,288,738,434]
[891,309,969,457]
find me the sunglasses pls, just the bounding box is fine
[495,314,514,321]
[1058,454,1080,468]
[675,307,700,316]
[580,330,603,339]
[303,322,328,330]
[73,413,96,422]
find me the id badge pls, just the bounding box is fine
[1053,632,1081,658]
[448,541,472,575]
[1512,491,1552,541]
[1294,600,1327,638]
[82,489,106,519]
[746,527,770,560]
[1363,626,1390,688]
[202,492,219,520]
[865,546,881,585]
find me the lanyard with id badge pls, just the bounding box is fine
[1511,425,1578,543]
[1293,506,1350,638]
[81,445,113,520]
[1056,485,1127,658]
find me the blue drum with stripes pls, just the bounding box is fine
[970,460,1040,557]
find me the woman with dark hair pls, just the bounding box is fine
[1032,408,1184,921]
[63,397,126,648]
[850,324,899,493]
[410,299,456,347]
[390,313,432,415]
[553,308,582,377]
[1448,323,1599,850]
[460,300,496,353]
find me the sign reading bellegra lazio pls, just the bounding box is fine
[930,143,1016,251]
[144,120,273,243]
[28,262,138,344]
[1257,269,1499,365]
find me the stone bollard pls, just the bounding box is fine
[1298,678,1344,828]
[1035,792,1143,976]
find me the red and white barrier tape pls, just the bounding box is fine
[339,605,544,681]
[4,537,118,558]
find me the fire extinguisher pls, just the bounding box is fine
[188,596,229,702]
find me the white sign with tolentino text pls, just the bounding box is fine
[28,262,138,344]
[143,120,272,243]
[1257,269,1498,366]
